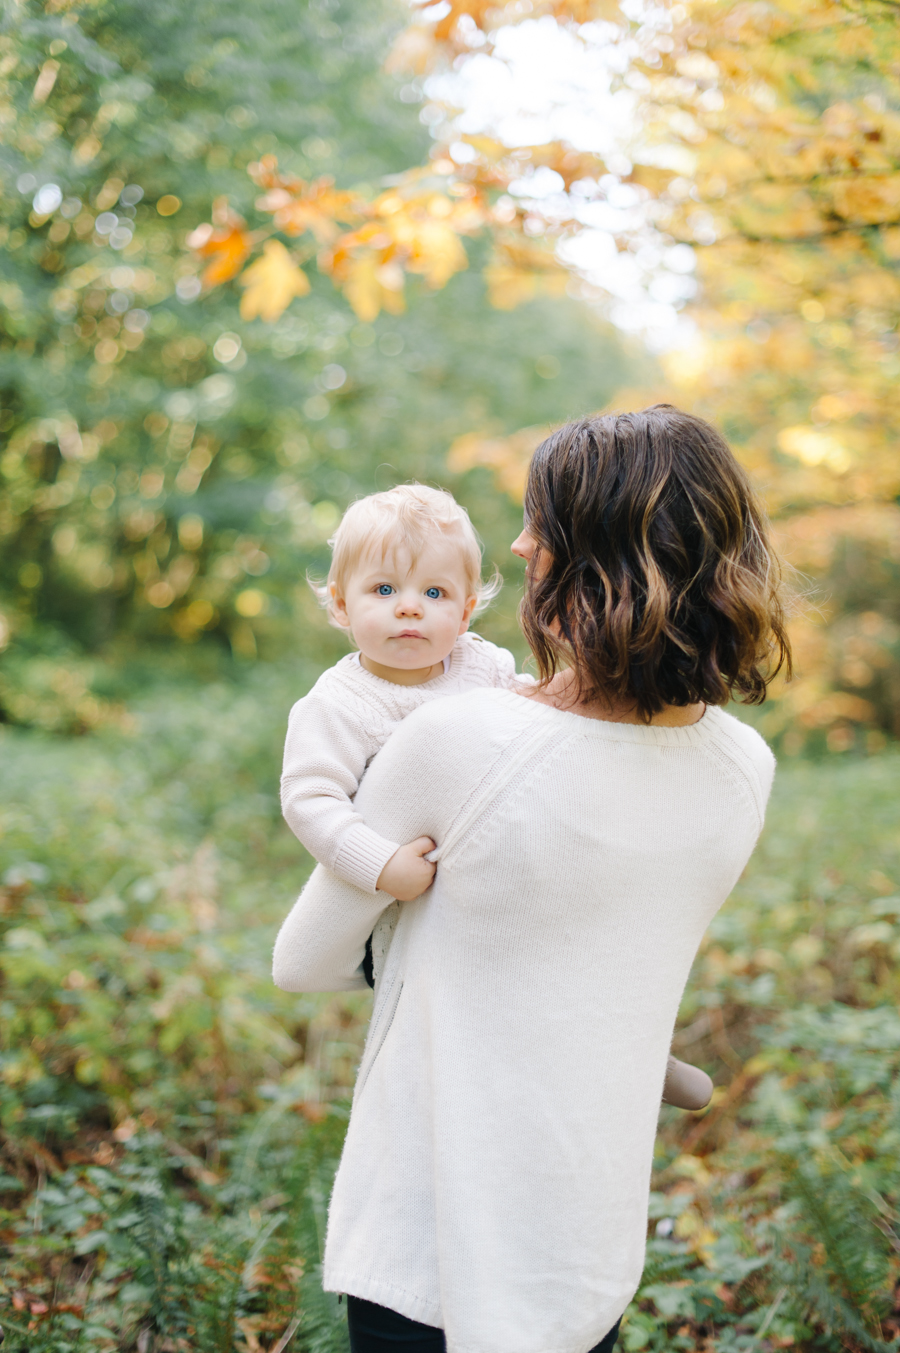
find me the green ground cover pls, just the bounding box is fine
[1,669,899,1351]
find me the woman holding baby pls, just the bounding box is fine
[274,405,790,1353]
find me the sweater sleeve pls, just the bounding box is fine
[280,687,402,895]
[472,636,534,690]
[490,641,520,689]
[273,695,506,993]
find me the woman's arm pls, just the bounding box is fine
[273,702,453,992]
[272,691,529,993]
[271,864,386,992]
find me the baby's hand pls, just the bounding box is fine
[377,837,436,901]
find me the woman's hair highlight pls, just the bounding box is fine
[521,405,791,719]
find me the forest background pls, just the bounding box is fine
[1,0,900,1350]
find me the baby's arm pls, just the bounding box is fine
[281,691,403,894]
[474,636,535,690]
[281,690,436,901]
[376,838,436,900]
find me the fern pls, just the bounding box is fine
[277,1111,350,1353]
[130,1169,195,1343]
[770,1148,898,1350]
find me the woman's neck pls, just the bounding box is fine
[527,670,706,727]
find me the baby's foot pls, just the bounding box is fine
[663,1055,713,1111]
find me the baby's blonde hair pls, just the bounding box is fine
[313,483,501,623]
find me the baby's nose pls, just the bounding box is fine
[395,593,423,615]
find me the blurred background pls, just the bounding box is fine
[2,1,899,1350]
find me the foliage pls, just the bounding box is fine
[5,0,900,745]
[2,1109,350,1353]
[2,670,900,1350]
[0,670,360,1350]
[638,0,900,503]
[0,0,640,722]
[3,4,900,1348]
[379,0,900,747]
[380,0,900,514]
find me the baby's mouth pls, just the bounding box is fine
[396,630,425,639]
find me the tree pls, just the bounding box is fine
[375,0,900,748]
[0,0,641,729]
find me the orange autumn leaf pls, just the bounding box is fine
[188,224,252,288]
[238,240,310,322]
[255,174,361,243]
[188,201,253,288]
[322,183,482,319]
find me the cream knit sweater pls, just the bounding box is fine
[273,690,775,1353]
[280,632,519,895]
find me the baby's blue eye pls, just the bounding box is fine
[425,587,441,600]
[376,584,394,596]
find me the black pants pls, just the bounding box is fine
[347,1295,621,1353]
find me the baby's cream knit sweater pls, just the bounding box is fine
[280,631,519,894]
[273,689,775,1353]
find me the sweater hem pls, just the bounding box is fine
[324,1270,632,1353]
[324,1270,443,1329]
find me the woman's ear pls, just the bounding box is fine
[458,595,478,635]
[330,582,352,629]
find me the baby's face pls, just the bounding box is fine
[332,539,477,674]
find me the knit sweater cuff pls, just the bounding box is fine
[333,825,402,895]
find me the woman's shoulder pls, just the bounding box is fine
[407,685,530,735]
[707,706,775,760]
[704,706,777,802]
[382,689,537,780]
[356,690,538,820]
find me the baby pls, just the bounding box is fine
[280,483,712,1112]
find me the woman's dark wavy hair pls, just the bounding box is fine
[521,405,791,720]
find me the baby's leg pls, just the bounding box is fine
[663,1056,713,1110]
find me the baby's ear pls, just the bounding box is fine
[330,582,352,629]
[458,594,478,633]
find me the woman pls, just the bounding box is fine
[273,406,789,1353]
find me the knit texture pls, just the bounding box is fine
[280,632,519,894]
[272,690,775,1353]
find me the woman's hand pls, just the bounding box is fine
[377,837,437,901]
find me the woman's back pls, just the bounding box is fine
[274,687,774,1353]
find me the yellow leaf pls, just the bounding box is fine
[830,174,900,225]
[732,185,822,239]
[447,425,547,500]
[777,425,851,473]
[258,176,361,242]
[406,221,469,288]
[382,284,407,317]
[549,0,621,23]
[339,256,407,322]
[342,257,382,322]
[238,240,310,322]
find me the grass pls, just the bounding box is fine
[1,669,899,1351]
